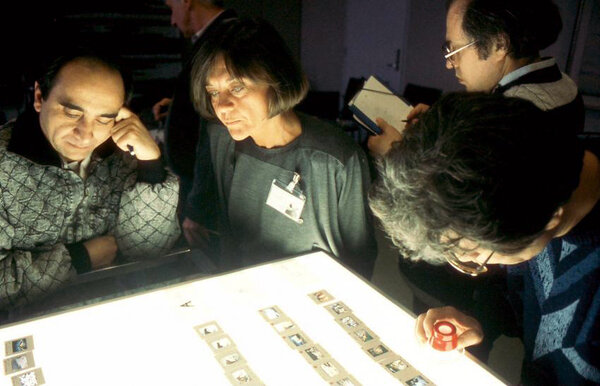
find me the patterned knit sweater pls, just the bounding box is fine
[0,111,180,309]
[508,178,600,384]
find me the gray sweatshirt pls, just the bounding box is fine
[192,112,377,278]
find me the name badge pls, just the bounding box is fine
[266,172,306,224]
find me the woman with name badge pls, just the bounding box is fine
[187,17,377,278]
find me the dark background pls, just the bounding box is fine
[0,0,598,131]
[0,0,301,118]
[0,1,175,111]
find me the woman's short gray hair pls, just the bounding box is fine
[191,17,308,120]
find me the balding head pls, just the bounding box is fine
[165,0,225,37]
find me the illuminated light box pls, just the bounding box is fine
[0,252,506,385]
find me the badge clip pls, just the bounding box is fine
[286,172,301,192]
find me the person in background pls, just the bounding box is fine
[368,0,584,156]
[188,18,377,278]
[153,0,236,246]
[369,93,599,385]
[0,50,180,310]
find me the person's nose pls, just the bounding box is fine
[445,58,454,70]
[214,92,234,117]
[74,119,94,143]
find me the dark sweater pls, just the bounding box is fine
[494,57,585,135]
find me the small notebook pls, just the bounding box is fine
[347,76,412,135]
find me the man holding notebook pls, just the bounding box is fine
[367,0,583,156]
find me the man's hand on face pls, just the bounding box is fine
[415,306,484,350]
[83,235,118,269]
[112,107,161,160]
[152,97,172,121]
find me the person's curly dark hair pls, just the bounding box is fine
[369,92,582,264]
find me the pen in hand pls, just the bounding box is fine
[127,144,135,157]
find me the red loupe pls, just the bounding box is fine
[429,321,458,352]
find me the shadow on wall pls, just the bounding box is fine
[296,91,341,122]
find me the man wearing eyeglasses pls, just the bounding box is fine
[368,0,584,156]
[369,93,599,385]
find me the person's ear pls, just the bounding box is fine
[491,34,509,62]
[33,82,43,113]
[544,207,564,231]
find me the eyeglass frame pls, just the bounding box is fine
[442,40,477,63]
[444,249,494,277]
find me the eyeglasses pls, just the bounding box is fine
[444,250,494,277]
[442,41,477,64]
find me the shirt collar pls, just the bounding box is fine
[498,57,556,87]
[61,153,93,179]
